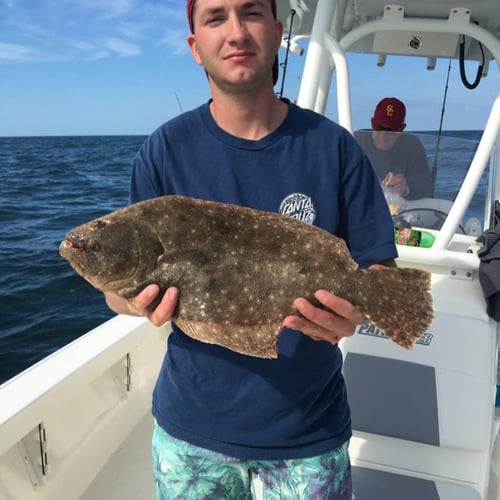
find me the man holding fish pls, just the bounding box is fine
[103,0,399,498]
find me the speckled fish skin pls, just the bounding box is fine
[60,195,434,358]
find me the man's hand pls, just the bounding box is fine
[388,173,408,198]
[282,290,366,344]
[104,285,179,327]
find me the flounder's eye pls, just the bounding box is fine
[89,240,101,251]
[93,220,107,230]
[68,235,85,250]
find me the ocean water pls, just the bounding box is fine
[0,135,146,383]
[0,131,485,384]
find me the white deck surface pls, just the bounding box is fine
[81,412,156,500]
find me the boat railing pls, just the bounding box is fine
[434,92,500,249]
[296,1,500,114]
[293,0,500,263]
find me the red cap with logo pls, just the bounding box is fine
[186,0,280,85]
[371,97,406,131]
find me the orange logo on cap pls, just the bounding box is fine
[386,104,394,116]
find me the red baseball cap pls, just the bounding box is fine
[371,97,406,131]
[186,0,280,85]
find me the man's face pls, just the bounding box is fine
[187,0,282,92]
[371,124,403,151]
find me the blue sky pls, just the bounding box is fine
[1,0,498,136]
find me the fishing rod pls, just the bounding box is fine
[277,9,296,99]
[430,58,452,196]
[174,92,184,113]
[431,36,485,195]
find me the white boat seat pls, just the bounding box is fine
[352,466,481,500]
[341,309,496,498]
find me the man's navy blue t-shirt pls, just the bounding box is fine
[130,100,397,460]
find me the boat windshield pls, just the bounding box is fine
[353,129,489,236]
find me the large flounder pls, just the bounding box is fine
[60,195,434,358]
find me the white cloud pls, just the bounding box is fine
[158,29,189,56]
[104,37,141,57]
[117,21,146,39]
[0,42,32,61]
[64,39,109,60]
[67,39,96,52]
[55,0,135,20]
[0,0,190,63]
[143,4,186,23]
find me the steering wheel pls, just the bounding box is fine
[393,208,466,234]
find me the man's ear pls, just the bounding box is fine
[399,123,407,132]
[187,34,203,66]
[275,20,283,52]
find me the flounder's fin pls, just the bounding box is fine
[175,319,282,359]
[355,267,434,349]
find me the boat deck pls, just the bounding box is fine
[82,409,500,500]
[81,412,156,500]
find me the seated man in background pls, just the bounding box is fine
[354,97,433,201]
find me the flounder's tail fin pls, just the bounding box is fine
[354,266,434,349]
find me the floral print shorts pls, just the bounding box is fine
[152,422,353,500]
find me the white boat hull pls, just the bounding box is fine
[0,315,169,500]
